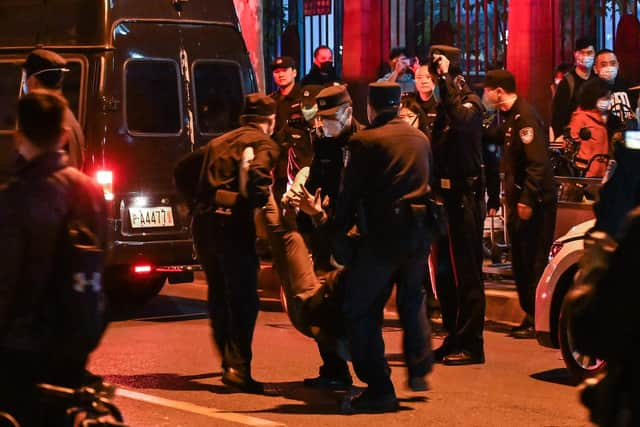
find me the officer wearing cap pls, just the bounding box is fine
[185,93,279,394]
[279,84,360,391]
[280,84,324,187]
[269,56,302,201]
[21,49,85,170]
[334,82,433,413]
[428,46,486,365]
[482,69,557,338]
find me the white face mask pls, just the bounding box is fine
[598,66,618,82]
[577,55,595,69]
[596,99,611,113]
[320,108,349,138]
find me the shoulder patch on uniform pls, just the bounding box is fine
[462,102,473,109]
[519,127,534,144]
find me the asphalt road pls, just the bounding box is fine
[88,280,593,427]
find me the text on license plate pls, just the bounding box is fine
[129,207,175,228]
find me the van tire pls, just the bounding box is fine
[558,296,607,385]
[104,265,166,308]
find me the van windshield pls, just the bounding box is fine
[125,60,182,135]
[193,61,243,135]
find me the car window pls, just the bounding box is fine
[193,61,243,135]
[62,61,83,122]
[0,61,21,132]
[125,60,182,135]
[0,59,84,133]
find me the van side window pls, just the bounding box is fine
[125,60,182,135]
[193,61,243,135]
[0,62,21,131]
[62,61,83,123]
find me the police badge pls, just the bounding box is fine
[519,127,534,144]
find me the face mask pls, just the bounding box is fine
[578,55,594,69]
[302,105,318,122]
[596,99,611,113]
[320,109,348,138]
[319,61,334,74]
[482,92,497,112]
[599,66,618,82]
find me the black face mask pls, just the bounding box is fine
[319,61,334,74]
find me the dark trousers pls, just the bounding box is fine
[433,187,485,354]
[0,350,86,427]
[507,200,557,317]
[260,193,348,374]
[343,225,432,395]
[192,213,260,377]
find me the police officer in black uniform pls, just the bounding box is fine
[186,93,279,394]
[269,56,303,201]
[482,70,557,338]
[429,46,486,365]
[335,82,433,413]
[283,85,359,390]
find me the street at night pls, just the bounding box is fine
[89,280,591,427]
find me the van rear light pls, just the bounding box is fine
[133,264,153,274]
[96,170,114,201]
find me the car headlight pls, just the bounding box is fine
[548,241,564,260]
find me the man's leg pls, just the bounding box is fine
[395,243,433,390]
[443,191,486,364]
[342,238,398,412]
[192,215,230,369]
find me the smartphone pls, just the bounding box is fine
[624,130,640,150]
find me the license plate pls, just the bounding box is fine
[129,207,175,228]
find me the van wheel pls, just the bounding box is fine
[558,297,607,385]
[104,266,167,308]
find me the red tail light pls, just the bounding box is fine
[95,170,114,201]
[133,264,153,274]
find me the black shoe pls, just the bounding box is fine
[222,368,265,394]
[510,325,536,339]
[408,376,430,392]
[443,350,485,366]
[341,390,399,414]
[303,375,352,390]
[434,342,455,362]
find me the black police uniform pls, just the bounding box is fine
[335,84,433,402]
[414,93,439,140]
[270,84,303,200]
[502,97,557,320]
[430,73,486,362]
[187,102,279,389]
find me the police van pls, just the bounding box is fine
[0,0,257,302]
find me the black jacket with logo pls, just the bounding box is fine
[502,97,556,208]
[0,151,106,353]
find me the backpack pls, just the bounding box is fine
[52,170,107,357]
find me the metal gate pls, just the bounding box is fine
[263,0,343,92]
[388,0,508,79]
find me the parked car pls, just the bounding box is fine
[534,218,607,383]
